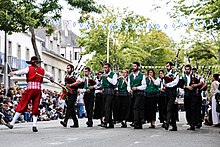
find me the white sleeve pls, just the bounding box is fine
[15,66,29,75]
[44,71,54,81]
[137,75,147,90]
[127,76,131,92]
[76,76,83,82]
[200,77,205,84]
[154,77,161,86]
[167,75,179,88]
[107,73,117,85]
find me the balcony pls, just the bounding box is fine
[0,52,27,70]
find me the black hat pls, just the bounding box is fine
[26,56,42,64]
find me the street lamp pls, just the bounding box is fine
[107,31,110,63]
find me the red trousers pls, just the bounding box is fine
[15,89,42,115]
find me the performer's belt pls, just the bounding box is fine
[27,82,41,90]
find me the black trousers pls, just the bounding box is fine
[144,95,158,122]
[196,91,203,126]
[133,91,145,126]
[184,93,198,126]
[64,91,78,124]
[117,95,131,121]
[84,91,94,123]
[103,94,115,124]
[158,92,167,123]
[93,93,103,119]
[166,87,177,128]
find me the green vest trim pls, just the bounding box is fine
[118,77,127,91]
[129,72,143,88]
[145,78,159,93]
[84,75,94,89]
[102,71,115,88]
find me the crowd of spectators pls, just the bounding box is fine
[0,83,68,125]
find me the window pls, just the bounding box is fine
[8,41,12,56]
[58,69,61,82]
[74,52,79,60]
[17,44,21,59]
[50,40,53,50]
[26,48,30,60]
[52,66,55,78]
[44,64,48,71]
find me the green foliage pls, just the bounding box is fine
[78,7,175,71]
[0,0,101,34]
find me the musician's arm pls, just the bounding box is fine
[13,67,29,75]
[45,71,54,81]
[153,77,160,86]
[70,77,83,86]
[166,75,179,88]
[107,73,117,85]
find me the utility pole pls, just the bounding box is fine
[4,31,8,96]
[107,31,110,63]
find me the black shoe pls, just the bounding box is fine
[162,122,166,128]
[70,125,79,128]
[163,123,169,130]
[169,127,177,131]
[106,124,114,128]
[149,125,155,128]
[196,124,201,129]
[60,121,67,127]
[134,125,143,129]
[130,122,134,127]
[101,122,107,128]
[187,126,195,130]
[121,122,127,128]
[5,123,13,129]
[141,119,146,124]
[32,126,38,132]
[86,121,93,127]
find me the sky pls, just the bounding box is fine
[60,0,189,42]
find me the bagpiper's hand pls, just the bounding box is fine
[132,87,137,91]
[163,84,167,88]
[86,89,91,93]
[191,84,198,88]
[186,86,193,90]
[103,74,108,78]
[9,72,15,77]
[89,86,94,90]
[129,90,133,95]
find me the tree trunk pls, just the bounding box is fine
[29,27,41,61]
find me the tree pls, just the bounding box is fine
[0,0,101,60]
[78,7,175,71]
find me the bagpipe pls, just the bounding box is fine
[163,76,185,88]
[59,75,85,100]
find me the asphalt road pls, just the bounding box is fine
[0,112,219,147]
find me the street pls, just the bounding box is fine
[0,112,219,147]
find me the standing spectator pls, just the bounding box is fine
[77,89,85,118]
[210,74,220,126]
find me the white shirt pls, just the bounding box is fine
[165,69,179,88]
[106,71,118,86]
[127,71,147,92]
[15,66,54,81]
[185,73,191,86]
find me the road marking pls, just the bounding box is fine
[134,141,140,144]
[150,134,161,138]
[66,138,78,141]
[48,142,64,145]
